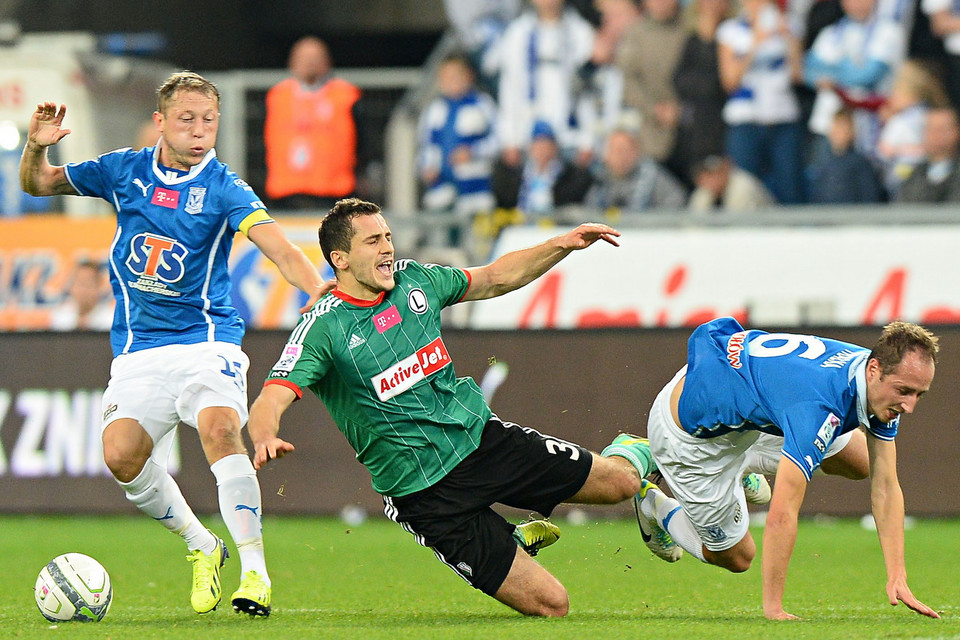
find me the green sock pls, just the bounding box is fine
[601,435,656,477]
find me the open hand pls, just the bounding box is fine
[560,223,621,250]
[887,579,941,619]
[28,102,71,148]
[253,437,296,470]
[299,279,337,313]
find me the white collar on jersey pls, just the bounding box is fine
[851,352,870,425]
[150,145,217,185]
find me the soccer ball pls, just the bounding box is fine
[34,553,112,623]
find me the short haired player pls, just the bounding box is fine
[248,198,662,616]
[635,317,941,620]
[20,71,327,616]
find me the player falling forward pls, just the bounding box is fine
[20,72,326,616]
[635,317,941,620]
[248,198,664,616]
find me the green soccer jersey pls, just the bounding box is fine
[265,260,492,497]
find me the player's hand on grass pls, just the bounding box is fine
[887,578,941,619]
[28,103,71,148]
[763,607,800,621]
[254,437,296,470]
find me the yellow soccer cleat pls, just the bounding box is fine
[186,537,228,614]
[232,570,272,617]
[513,518,561,557]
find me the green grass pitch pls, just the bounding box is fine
[3,514,957,639]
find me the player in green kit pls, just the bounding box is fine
[248,198,661,616]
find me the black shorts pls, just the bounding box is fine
[382,416,593,595]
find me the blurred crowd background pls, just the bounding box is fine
[2,0,960,331]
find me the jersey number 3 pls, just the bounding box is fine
[545,438,581,460]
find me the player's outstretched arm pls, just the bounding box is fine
[247,221,330,312]
[20,102,76,196]
[762,458,807,621]
[462,223,620,301]
[249,383,298,470]
[867,435,941,619]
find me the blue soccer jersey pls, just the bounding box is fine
[64,146,273,356]
[678,317,898,480]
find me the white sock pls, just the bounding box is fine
[120,458,218,554]
[641,489,706,562]
[211,454,270,585]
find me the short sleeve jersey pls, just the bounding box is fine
[64,146,272,356]
[678,317,898,480]
[265,260,491,497]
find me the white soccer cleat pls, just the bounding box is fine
[742,473,772,505]
[634,479,683,563]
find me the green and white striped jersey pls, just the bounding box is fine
[265,260,491,497]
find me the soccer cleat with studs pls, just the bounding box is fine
[186,536,228,614]
[634,479,683,563]
[231,570,271,617]
[512,518,561,557]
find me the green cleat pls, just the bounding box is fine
[634,479,683,563]
[612,433,647,445]
[742,473,772,505]
[186,537,228,614]
[512,518,561,557]
[231,570,272,617]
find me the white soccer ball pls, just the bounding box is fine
[34,553,113,623]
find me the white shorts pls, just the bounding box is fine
[647,366,855,551]
[101,342,250,456]
[748,430,853,476]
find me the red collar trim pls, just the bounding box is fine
[332,288,386,307]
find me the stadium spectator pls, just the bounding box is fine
[264,36,361,211]
[133,119,158,151]
[635,316,941,621]
[492,120,593,218]
[896,106,960,202]
[495,0,596,167]
[247,198,662,617]
[671,0,735,186]
[591,0,641,66]
[804,0,906,159]
[49,259,114,331]
[581,0,641,138]
[876,59,950,196]
[688,155,776,211]
[808,107,885,203]
[417,53,498,243]
[20,72,327,617]
[717,0,807,204]
[922,0,960,111]
[616,0,687,164]
[585,126,687,212]
[443,0,522,90]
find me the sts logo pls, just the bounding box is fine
[125,233,189,296]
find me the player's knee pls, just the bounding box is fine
[707,540,755,573]
[726,555,753,573]
[198,408,243,447]
[526,586,569,617]
[102,435,149,483]
[102,445,146,483]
